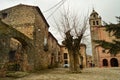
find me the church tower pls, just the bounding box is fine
[89,9,102,67]
[89,9,102,27]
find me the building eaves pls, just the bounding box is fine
[35,6,50,28]
[0,4,34,12]
[48,32,58,43]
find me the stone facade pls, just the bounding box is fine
[80,44,87,68]
[89,9,120,67]
[86,55,93,67]
[48,32,61,68]
[0,19,33,72]
[60,44,87,68]
[0,4,60,71]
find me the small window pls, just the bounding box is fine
[102,50,105,53]
[93,14,96,18]
[58,52,60,55]
[64,53,68,59]
[96,21,99,25]
[58,57,60,62]
[93,21,95,25]
[2,13,7,19]
[64,60,68,64]
[52,53,54,56]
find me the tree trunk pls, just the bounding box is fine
[74,53,80,72]
[68,50,81,72]
[68,50,74,72]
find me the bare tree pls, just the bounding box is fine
[54,9,88,72]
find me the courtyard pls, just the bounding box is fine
[1,67,120,80]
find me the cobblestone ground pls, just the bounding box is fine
[1,67,120,80]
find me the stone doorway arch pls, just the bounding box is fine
[103,59,108,67]
[0,20,33,71]
[110,58,119,67]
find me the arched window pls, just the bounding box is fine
[103,59,108,66]
[93,21,95,25]
[96,21,99,25]
[93,14,96,18]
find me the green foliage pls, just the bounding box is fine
[94,16,120,55]
[105,17,120,38]
[94,40,112,49]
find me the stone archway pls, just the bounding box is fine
[103,59,108,67]
[0,20,33,71]
[110,58,119,67]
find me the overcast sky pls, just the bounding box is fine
[0,0,120,55]
[0,0,120,23]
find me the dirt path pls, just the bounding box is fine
[1,67,120,80]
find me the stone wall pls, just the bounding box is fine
[86,55,93,67]
[79,44,87,68]
[0,4,35,39]
[33,7,50,70]
[48,32,61,68]
[0,4,59,71]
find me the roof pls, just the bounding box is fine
[0,4,50,28]
[35,6,50,28]
[90,9,98,16]
[48,32,58,43]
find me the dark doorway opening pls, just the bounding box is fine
[110,58,119,67]
[103,59,108,66]
[9,50,16,62]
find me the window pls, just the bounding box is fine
[58,57,60,62]
[64,60,68,64]
[52,53,54,56]
[93,14,96,18]
[93,21,95,25]
[58,52,60,55]
[102,50,105,53]
[64,53,68,59]
[96,21,99,25]
[2,13,7,19]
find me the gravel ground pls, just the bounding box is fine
[1,67,120,80]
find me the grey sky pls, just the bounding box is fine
[0,0,120,55]
[0,0,120,23]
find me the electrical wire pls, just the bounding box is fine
[46,0,67,19]
[43,0,64,13]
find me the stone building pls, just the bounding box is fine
[89,9,120,67]
[60,44,87,68]
[86,55,93,67]
[0,4,60,71]
[0,19,33,71]
[48,32,61,68]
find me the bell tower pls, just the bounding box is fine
[89,9,102,27]
[89,9,102,67]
